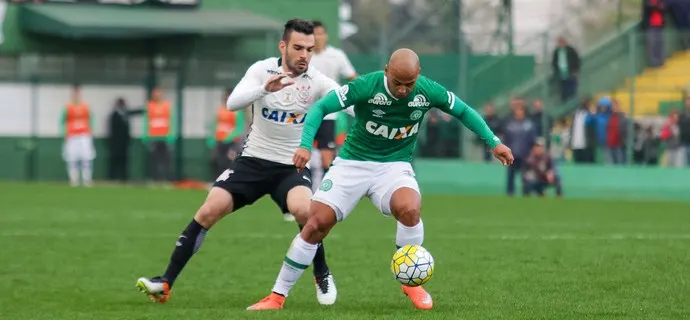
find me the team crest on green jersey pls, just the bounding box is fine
[410,110,423,120]
[319,179,333,191]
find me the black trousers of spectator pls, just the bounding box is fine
[148,141,171,182]
[108,155,129,182]
[506,157,525,196]
[560,76,578,102]
[646,27,665,67]
[572,148,594,163]
[525,176,563,197]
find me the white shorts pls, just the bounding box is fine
[62,135,96,162]
[312,157,420,221]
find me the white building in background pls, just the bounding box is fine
[461,0,626,62]
[461,0,587,62]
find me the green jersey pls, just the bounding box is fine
[300,71,500,162]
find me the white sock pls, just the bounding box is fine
[67,162,79,186]
[271,234,318,297]
[396,219,424,247]
[81,160,93,186]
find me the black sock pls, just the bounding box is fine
[162,219,208,288]
[298,224,330,278]
[312,243,329,278]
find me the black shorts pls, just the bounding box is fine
[213,156,312,213]
[314,119,336,150]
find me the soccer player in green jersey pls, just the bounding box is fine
[247,48,514,311]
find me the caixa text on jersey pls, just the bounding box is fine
[261,107,307,125]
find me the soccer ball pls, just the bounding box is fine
[391,244,435,286]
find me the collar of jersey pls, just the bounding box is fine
[382,75,399,100]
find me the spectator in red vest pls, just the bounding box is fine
[642,0,667,67]
[605,100,628,164]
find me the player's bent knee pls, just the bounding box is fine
[390,187,421,227]
[301,201,337,243]
[395,205,420,227]
[194,187,233,228]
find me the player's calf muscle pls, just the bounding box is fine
[390,188,421,226]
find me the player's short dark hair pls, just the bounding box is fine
[312,20,326,31]
[282,18,315,43]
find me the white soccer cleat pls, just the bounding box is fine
[314,273,337,305]
[136,276,170,303]
[283,213,296,222]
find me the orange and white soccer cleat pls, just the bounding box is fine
[246,292,286,310]
[136,276,170,303]
[402,285,433,310]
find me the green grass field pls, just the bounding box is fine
[0,182,688,320]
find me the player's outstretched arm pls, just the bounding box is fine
[438,92,514,165]
[293,92,345,168]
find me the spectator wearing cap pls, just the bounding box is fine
[524,137,563,198]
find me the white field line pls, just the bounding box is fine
[1,231,690,241]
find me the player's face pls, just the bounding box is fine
[314,26,328,49]
[386,74,417,99]
[280,32,315,75]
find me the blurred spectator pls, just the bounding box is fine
[480,102,503,162]
[524,137,563,198]
[142,87,175,183]
[549,118,570,163]
[667,0,690,50]
[569,98,596,163]
[591,97,615,163]
[420,109,458,158]
[551,37,581,102]
[438,112,460,158]
[642,0,667,67]
[679,96,690,165]
[208,88,245,178]
[502,104,537,196]
[605,99,628,165]
[61,84,95,187]
[660,109,684,167]
[509,96,524,113]
[633,123,646,164]
[531,99,551,137]
[420,110,440,157]
[635,125,661,165]
[107,97,143,182]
